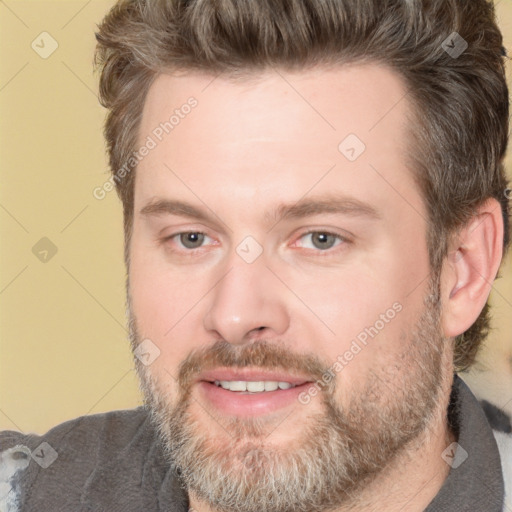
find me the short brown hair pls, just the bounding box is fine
[95,0,510,371]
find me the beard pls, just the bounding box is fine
[128,276,449,512]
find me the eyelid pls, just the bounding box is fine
[161,228,352,255]
[162,230,215,250]
[290,229,351,253]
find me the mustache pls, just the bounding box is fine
[176,339,332,393]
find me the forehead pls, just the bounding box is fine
[139,63,412,149]
[135,63,421,220]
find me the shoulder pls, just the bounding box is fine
[1,406,150,462]
[480,399,512,510]
[0,407,155,512]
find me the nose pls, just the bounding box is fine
[202,251,290,345]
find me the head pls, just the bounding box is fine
[95,0,509,510]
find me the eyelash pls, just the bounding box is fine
[161,229,350,256]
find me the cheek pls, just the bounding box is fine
[288,259,418,339]
[128,246,213,382]
[130,269,200,401]
[293,254,428,379]
[130,271,184,337]
[129,241,207,337]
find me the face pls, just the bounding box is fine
[128,64,451,511]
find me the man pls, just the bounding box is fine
[1,0,511,510]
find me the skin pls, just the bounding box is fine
[128,63,503,511]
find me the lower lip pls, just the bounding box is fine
[197,381,312,417]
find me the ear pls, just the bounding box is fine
[440,198,504,338]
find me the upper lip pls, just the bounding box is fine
[197,368,313,386]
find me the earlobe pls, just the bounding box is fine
[441,198,504,338]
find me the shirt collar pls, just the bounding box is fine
[425,374,504,511]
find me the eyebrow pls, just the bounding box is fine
[139,194,380,229]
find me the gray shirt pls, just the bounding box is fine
[0,374,505,511]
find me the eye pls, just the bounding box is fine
[168,231,214,250]
[162,229,348,255]
[295,230,346,252]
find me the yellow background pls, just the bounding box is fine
[1,0,511,434]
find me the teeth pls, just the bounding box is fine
[247,381,265,392]
[222,380,245,391]
[213,380,296,392]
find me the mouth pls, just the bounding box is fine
[195,369,314,416]
[212,380,300,393]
